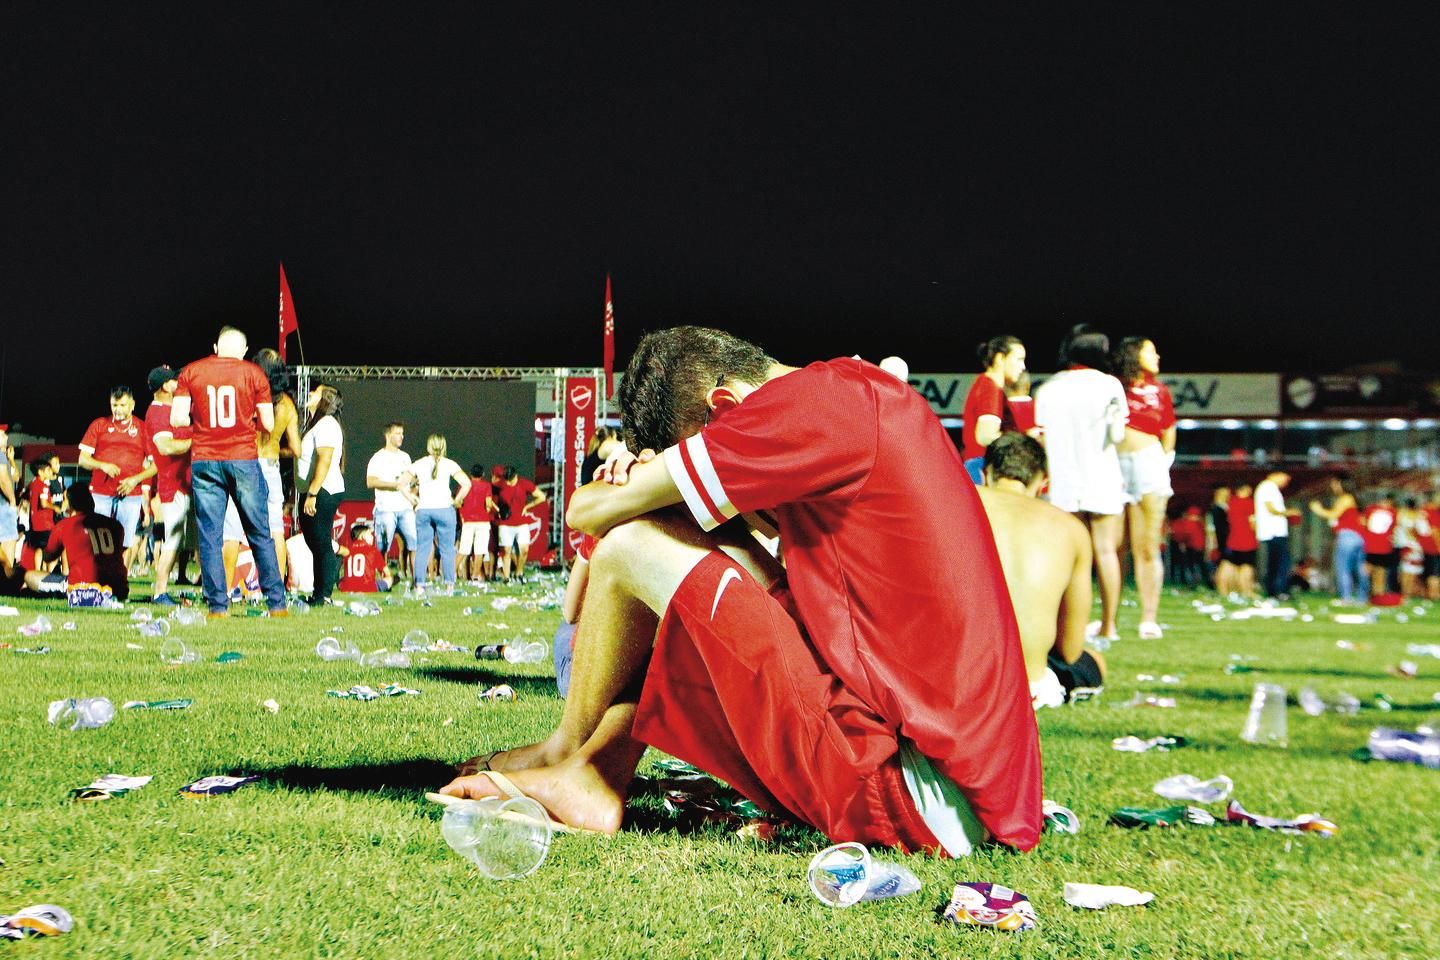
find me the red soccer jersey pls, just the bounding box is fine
[1363,505,1396,555]
[338,543,385,593]
[662,358,1042,850]
[1421,507,1440,556]
[496,477,535,526]
[144,401,192,502]
[28,478,56,533]
[960,375,1013,461]
[1226,496,1258,552]
[1006,395,1036,434]
[459,480,493,522]
[174,356,271,461]
[1335,505,1364,535]
[48,513,127,591]
[79,416,148,498]
[1170,515,1205,550]
[1124,374,1176,438]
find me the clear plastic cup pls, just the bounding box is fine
[362,649,411,669]
[401,629,431,652]
[130,609,153,623]
[315,636,362,662]
[440,796,552,879]
[806,842,873,907]
[1240,682,1288,747]
[138,619,172,638]
[160,637,200,665]
[171,607,207,627]
[48,696,116,730]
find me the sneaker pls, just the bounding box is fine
[152,593,179,606]
[207,610,229,620]
[1138,621,1164,640]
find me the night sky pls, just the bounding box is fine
[6,7,1438,439]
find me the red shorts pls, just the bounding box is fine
[633,551,942,854]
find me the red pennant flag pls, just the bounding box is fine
[603,273,615,399]
[278,263,299,362]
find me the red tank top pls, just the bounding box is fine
[1335,505,1363,535]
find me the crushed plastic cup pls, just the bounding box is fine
[805,842,921,908]
[315,636,362,662]
[400,629,431,652]
[129,609,152,623]
[137,619,172,638]
[47,697,115,731]
[1240,682,1288,747]
[475,641,549,664]
[439,795,553,879]
[1153,774,1233,804]
[361,649,411,669]
[1042,800,1080,834]
[1333,692,1362,715]
[1112,734,1187,753]
[1299,687,1327,717]
[1364,727,1440,769]
[159,637,200,665]
[171,607,206,627]
[17,615,53,638]
[289,600,312,615]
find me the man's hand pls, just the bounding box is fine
[100,462,122,479]
[117,476,138,496]
[304,493,318,517]
[597,448,656,486]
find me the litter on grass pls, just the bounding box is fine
[1042,799,1080,834]
[262,699,280,714]
[477,684,517,703]
[1153,774,1233,804]
[122,699,193,710]
[1110,806,1216,828]
[0,904,73,940]
[1112,735,1187,753]
[941,882,1037,932]
[327,683,420,701]
[1062,882,1154,909]
[1225,800,1337,837]
[70,774,153,801]
[1117,693,1177,709]
[47,697,114,730]
[805,843,922,907]
[179,775,259,797]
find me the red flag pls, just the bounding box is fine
[603,273,615,399]
[278,263,299,362]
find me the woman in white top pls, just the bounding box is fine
[410,433,471,587]
[298,383,345,605]
[1034,325,1128,643]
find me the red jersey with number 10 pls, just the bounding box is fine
[338,543,385,593]
[174,356,271,461]
[48,513,127,591]
[662,358,1042,850]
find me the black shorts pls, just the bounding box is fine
[1229,550,1257,567]
[1424,554,1440,578]
[1366,552,1397,570]
[1047,650,1104,697]
[24,529,50,550]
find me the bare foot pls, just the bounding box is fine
[439,761,626,835]
[456,734,576,776]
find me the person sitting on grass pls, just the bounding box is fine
[337,521,393,594]
[976,433,1106,709]
[26,482,129,601]
[440,326,1043,856]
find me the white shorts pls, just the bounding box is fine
[260,458,284,533]
[497,524,530,551]
[1030,668,1066,710]
[1117,444,1173,505]
[223,499,245,543]
[160,494,190,553]
[459,521,491,557]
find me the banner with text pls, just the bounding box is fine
[562,376,597,560]
[907,372,1281,419]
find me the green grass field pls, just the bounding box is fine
[2,579,1436,959]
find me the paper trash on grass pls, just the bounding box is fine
[1112,735,1187,753]
[1063,882,1154,910]
[70,774,153,801]
[941,882,1037,932]
[1153,774,1233,804]
[1225,800,1337,837]
[327,683,420,701]
[179,775,259,797]
[262,699,280,714]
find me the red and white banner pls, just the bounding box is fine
[278,263,299,362]
[603,274,615,399]
[562,376,595,559]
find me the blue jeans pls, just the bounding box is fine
[1334,529,1367,602]
[374,507,417,557]
[191,460,285,612]
[1261,536,1292,597]
[414,507,458,584]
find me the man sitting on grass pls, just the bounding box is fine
[441,326,1043,855]
[26,482,129,601]
[977,433,1106,708]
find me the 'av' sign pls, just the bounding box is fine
[906,373,1279,419]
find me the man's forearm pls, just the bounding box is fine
[567,458,683,537]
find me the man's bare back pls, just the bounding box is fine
[977,486,1092,684]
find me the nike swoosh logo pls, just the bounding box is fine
[711,569,742,620]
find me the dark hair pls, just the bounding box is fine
[66,481,94,515]
[503,466,518,482]
[471,463,487,477]
[1057,324,1111,372]
[977,335,1022,370]
[251,347,292,398]
[384,422,404,433]
[620,327,775,451]
[30,457,50,477]
[303,383,344,434]
[984,433,1047,485]
[587,425,622,457]
[1112,337,1151,386]
[109,385,134,401]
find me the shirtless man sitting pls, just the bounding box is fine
[978,433,1106,708]
[438,327,1043,854]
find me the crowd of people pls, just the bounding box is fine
[0,326,548,612]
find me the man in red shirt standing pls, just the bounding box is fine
[1421,492,1440,601]
[443,327,1042,857]
[960,336,1026,484]
[30,482,129,601]
[1224,482,1258,599]
[171,327,287,616]
[1362,494,1398,597]
[143,365,193,604]
[494,466,546,583]
[77,386,156,573]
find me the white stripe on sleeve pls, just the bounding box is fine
[663,444,717,531]
[684,434,737,524]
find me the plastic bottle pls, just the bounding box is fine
[474,640,548,664]
[1299,687,1326,717]
[1366,728,1440,768]
[439,795,552,879]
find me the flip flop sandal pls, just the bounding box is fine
[456,750,503,775]
[427,770,606,836]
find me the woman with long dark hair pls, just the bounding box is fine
[251,348,301,581]
[298,382,345,605]
[1034,325,1128,642]
[1112,337,1176,639]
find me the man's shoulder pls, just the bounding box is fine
[980,487,1088,545]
